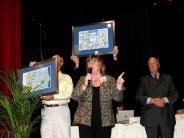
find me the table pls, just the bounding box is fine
[71,114,184,138]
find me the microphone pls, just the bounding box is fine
[87,67,92,74]
[87,68,92,86]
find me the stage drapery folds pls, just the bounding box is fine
[0,0,21,96]
[0,0,20,137]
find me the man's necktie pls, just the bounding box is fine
[153,75,159,84]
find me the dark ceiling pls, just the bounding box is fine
[21,0,184,63]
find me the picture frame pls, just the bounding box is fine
[72,20,115,56]
[18,58,58,96]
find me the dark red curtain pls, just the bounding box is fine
[0,0,21,137]
[0,0,20,95]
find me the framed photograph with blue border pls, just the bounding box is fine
[72,20,115,56]
[18,58,58,96]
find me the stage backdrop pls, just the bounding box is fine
[0,0,21,137]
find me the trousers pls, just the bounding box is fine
[40,104,71,138]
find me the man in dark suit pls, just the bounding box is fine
[136,56,178,138]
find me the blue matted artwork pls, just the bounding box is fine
[18,58,58,96]
[72,20,115,56]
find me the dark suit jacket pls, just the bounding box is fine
[136,74,178,127]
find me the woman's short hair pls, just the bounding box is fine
[86,55,106,75]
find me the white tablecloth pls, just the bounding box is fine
[71,114,184,138]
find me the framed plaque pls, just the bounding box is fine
[72,20,115,56]
[18,58,58,96]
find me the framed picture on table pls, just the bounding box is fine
[72,20,115,56]
[18,58,58,96]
